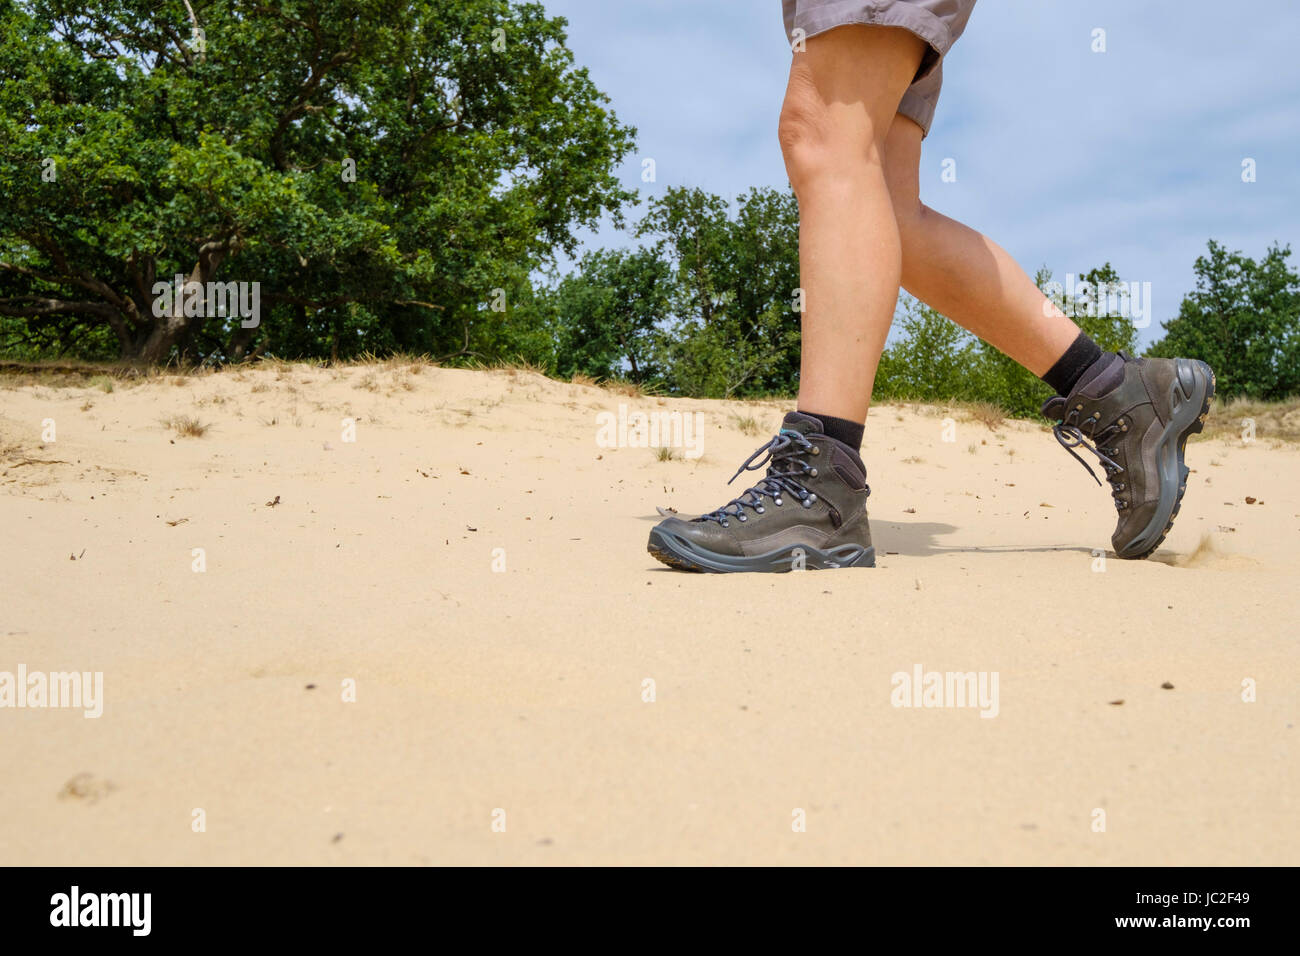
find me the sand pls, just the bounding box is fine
[1,361,1295,865]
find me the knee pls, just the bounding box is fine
[778,89,884,193]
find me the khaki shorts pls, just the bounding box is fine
[781,0,977,136]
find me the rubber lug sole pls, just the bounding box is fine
[647,526,875,573]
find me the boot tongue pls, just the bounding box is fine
[779,411,824,437]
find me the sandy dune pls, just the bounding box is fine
[1,361,1295,865]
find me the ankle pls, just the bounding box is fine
[796,409,864,452]
[1041,331,1107,396]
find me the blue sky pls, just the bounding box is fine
[542,0,1299,347]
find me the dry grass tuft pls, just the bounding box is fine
[497,358,550,377]
[162,414,209,437]
[959,401,1005,431]
[1195,395,1300,444]
[605,378,662,398]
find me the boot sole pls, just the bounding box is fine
[1116,359,1216,560]
[647,526,875,573]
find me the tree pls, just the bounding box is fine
[637,185,801,397]
[874,296,979,403]
[1148,241,1300,400]
[550,248,669,382]
[0,0,635,363]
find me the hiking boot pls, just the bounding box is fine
[647,412,875,572]
[1042,354,1215,559]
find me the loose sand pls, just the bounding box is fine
[1,362,1295,864]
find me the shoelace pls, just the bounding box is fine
[1042,396,1128,510]
[699,429,820,527]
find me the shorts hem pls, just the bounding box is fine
[790,6,952,81]
[897,88,937,137]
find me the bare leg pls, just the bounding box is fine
[883,114,1081,376]
[781,26,928,421]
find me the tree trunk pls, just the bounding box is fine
[228,320,259,362]
[133,242,230,363]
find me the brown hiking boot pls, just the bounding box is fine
[647,412,874,572]
[1042,354,1216,559]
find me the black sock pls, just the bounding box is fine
[797,410,864,452]
[1041,331,1104,397]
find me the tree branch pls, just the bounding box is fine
[0,297,119,318]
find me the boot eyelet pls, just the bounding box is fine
[774,498,783,506]
[737,514,747,522]
[756,506,765,514]
[720,520,729,527]
[811,446,820,456]
[808,467,818,477]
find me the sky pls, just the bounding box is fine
[540,0,1299,347]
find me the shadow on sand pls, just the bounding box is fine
[870,520,1097,558]
[639,514,1098,559]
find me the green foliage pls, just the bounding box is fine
[875,298,980,403]
[0,0,635,362]
[1147,241,1300,400]
[654,300,798,399]
[634,185,801,397]
[549,248,669,382]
